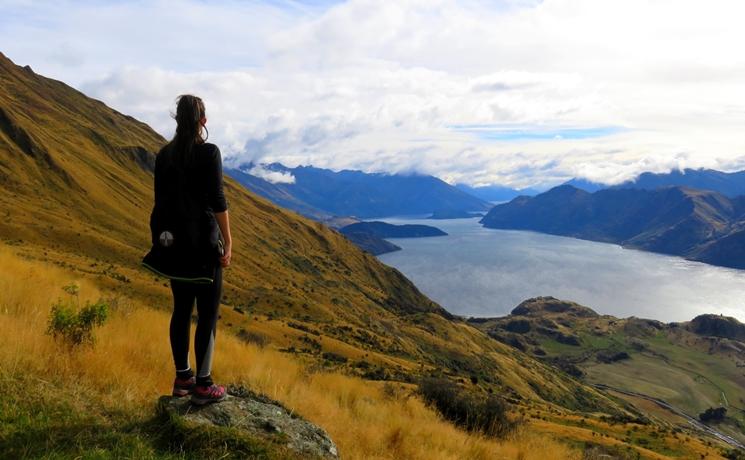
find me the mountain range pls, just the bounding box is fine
[481,184,745,269]
[226,163,491,219]
[566,168,745,197]
[454,183,541,202]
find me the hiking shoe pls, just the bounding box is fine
[191,384,227,405]
[172,376,196,397]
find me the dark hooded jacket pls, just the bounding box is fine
[141,142,228,283]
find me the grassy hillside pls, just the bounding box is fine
[471,297,745,450]
[0,51,732,458]
[0,50,616,409]
[0,245,584,459]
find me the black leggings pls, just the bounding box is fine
[169,265,222,384]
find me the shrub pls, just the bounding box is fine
[724,448,745,460]
[504,319,531,334]
[699,406,727,423]
[352,360,371,369]
[596,350,631,364]
[46,286,108,348]
[417,377,519,438]
[321,351,348,363]
[237,328,270,348]
[361,366,389,381]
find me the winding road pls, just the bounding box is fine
[593,383,745,451]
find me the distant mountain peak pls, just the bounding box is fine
[226,161,490,219]
[561,177,609,193]
[567,167,745,198]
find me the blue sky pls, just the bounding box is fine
[2,0,744,188]
[448,125,626,142]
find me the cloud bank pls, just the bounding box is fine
[3,0,745,188]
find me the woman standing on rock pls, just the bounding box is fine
[142,94,232,404]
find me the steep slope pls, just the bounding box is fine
[0,51,445,321]
[0,51,627,416]
[480,184,745,266]
[0,246,592,460]
[338,231,401,256]
[226,162,491,218]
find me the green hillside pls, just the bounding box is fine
[471,297,745,449]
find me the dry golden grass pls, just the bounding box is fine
[0,245,582,460]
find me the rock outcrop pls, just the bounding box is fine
[511,296,599,318]
[158,385,338,459]
[688,314,745,342]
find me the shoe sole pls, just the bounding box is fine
[172,389,192,397]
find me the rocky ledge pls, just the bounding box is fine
[158,385,338,459]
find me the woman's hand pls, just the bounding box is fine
[214,210,232,268]
[220,243,232,267]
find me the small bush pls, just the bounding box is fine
[382,382,407,400]
[46,286,108,347]
[321,351,348,363]
[237,328,270,348]
[724,448,745,460]
[353,360,371,369]
[699,406,727,423]
[417,377,519,438]
[361,366,389,381]
[596,350,631,364]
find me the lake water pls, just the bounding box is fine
[377,217,745,323]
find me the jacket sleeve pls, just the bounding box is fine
[208,146,229,213]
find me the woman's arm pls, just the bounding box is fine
[208,146,232,267]
[215,210,232,267]
[207,146,228,213]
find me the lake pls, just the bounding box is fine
[377,216,745,323]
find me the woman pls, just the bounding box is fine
[148,94,233,405]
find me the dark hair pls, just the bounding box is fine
[166,94,209,169]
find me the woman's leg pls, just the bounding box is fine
[194,265,222,386]
[169,279,196,375]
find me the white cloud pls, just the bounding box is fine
[3,0,745,188]
[242,165,296,184]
